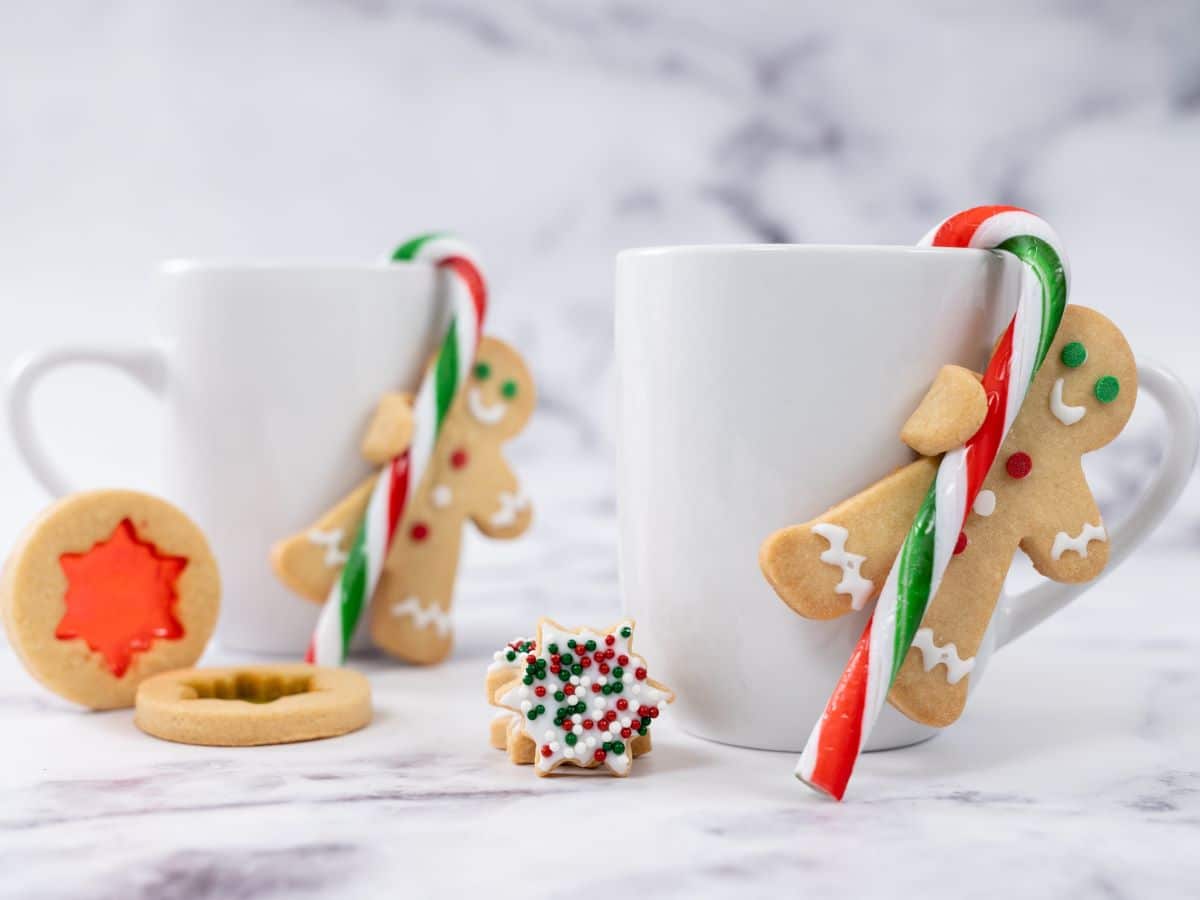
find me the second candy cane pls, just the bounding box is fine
[307,235,487,666]
[795,206,1069,800]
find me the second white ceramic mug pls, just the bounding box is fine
[8,261,449,654]
[615,244,1198,752]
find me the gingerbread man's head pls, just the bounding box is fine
[1032,305,1136,455]
[457,336,536,440]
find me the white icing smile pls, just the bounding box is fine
[1050,377,1086,426]
[390,596,452,636]
[1051,522,1107,560]
[308,528,348,567]
[811,523,874,610]
[468,387,507,426]
[912,628,975,685]
[490,490,530,528]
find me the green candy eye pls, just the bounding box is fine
[501,379,518,399]
[1061,341,1087,368]
[473,362,491,381]
[1094,375,1120,404]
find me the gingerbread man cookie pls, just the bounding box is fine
[760,306,1136,727]
[2,490,220,709]
[488,620,673,776]
[271,336,534,664]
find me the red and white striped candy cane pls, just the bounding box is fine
[796,206,1069,799]
[307,235,487,666]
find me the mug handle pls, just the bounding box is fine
[995,359,1199,647]
[7,342,168,497]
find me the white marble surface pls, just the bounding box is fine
[2,541,1199,899]
[2,3,1200,898]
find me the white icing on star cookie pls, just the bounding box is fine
[912,628,975,685]
[1050,378,1086,426]
[811,523,874,610]
[389,596,452,636]
[467,387,507,426]
[1051,522,1107,560]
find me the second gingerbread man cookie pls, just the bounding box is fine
[271,336,535,664]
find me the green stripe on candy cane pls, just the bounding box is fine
[891,488,936,682]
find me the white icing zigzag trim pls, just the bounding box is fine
[811,523,874,610]
[468,387,507,425]
[1050,378,1086,426]
[308,528,348,567]
[1051,522,1107,560]
[390,596,452,636]
[912,628,975,685]
[491,491,530,528]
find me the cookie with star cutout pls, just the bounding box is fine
[487,620,673,776]
[2,490,220,710]
[271,335,535,664]
[759,305,1136,727]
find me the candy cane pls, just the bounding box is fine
[306,235,487,666]
[796,206,1068,800]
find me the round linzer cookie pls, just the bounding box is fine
[1,490,220,710]
[135,664,371,746]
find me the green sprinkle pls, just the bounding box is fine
[474,362,491,380]
[501,379,518,399]
[548,643,558,654]
[567,640,577,649]
[560,653,573,666]
[505,651,516,662]
[602,685,612,695]
[612,741,626,755]
[612,666,624,679]
[620,627,632,638]
[554,690,565,702]
[565,733,577,746]
[1094,375,1120,404]
[612,682,623,693]
[585,640,596,652]
[1061,341,1087,368]
[526,710,537,720]
[522,675,533,685]
[571,664,582,676]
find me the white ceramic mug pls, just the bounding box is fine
[8,262,448,654]
[615,244,1199,752]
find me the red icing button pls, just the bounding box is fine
[55,518,187,677]
[450,448,469,469]
[1005,452,1033,479]
[953,531,968,555]
[410,522,430,542]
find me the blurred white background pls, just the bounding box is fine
[2,1,1198,613]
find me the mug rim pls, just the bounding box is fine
[616,243,991,261]
[159,259,413,275]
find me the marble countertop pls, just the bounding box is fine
[2,539,1197,900]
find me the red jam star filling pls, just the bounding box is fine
[55,519,188,677]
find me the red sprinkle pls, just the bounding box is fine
[564,684,575,696]
[534,686,546,697]
[582,719,594,730]
[580,656,591,668]
[1006,452,1033,479]
[605,635,615,646]
[635,667,647,681]
[594,749,607,762]
[541,745,553,758]
[954,531,968,555]
[617,654,629,666]
[616,698,629,711]
[592,684,602,693]
[598,663,610,675]
[621,728,632,739]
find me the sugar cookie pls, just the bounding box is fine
[1,490,220,710]
[135,664,370,746]
[487,620,672,777]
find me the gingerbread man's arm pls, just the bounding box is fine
[270,393,414,603]
[760,458,937,620]
[900,365,987,457]
[467,455,532,540]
